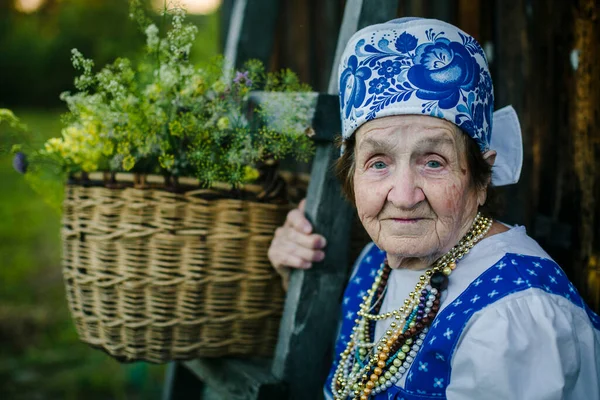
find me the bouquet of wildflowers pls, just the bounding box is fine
[4,1,314,194]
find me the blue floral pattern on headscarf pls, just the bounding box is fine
[339,55,372,119]
[339,19,494,152]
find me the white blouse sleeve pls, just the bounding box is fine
[446,289,600,400]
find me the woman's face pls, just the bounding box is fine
[353,115,486,265]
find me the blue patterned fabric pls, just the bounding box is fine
[338,18,494,152]
[325,245,600,399]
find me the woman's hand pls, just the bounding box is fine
[268,199,327,290]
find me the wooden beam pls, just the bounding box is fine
[224,0,282,71]
[182,359,287,400]
[271,142,354,400]
[403,0,428,18]
[311,94,342,143]
[312,0,344,92]
[493,0,533,227]
[327,0,400,94]
[162,361,205,400]
[430,0,455,22]
[572,0,600,306]
[458,0,481,41]
[219,0,235,52]
[270,4,399,399]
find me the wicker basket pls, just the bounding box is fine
[61,171,305,363]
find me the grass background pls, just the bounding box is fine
[0,111,166,399]
[0,3,220,397]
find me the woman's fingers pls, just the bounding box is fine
[298,198,306,212]
[269,231,327,276]
[285,206,312,234]
[287,228,327,251]
[268,199,328,289]
[282,240,325,264]
[270,231,325,265]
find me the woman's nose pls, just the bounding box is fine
[386,168,425,209]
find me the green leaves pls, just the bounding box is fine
[16,1,315,190]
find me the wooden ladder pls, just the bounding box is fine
[162,1,399,399]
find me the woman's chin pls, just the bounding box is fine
[376,236,440,261]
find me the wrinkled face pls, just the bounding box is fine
[353,115,484,263]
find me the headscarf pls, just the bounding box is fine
[338,17,522,186]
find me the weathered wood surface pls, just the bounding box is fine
[494,0,533,228]
[223,0,281,71]
[327,0,400,94]
[184,359,287,400]
[572,0,600,307]
[270,143,353,400]
[271,2,400,399]
[162,361,204,400]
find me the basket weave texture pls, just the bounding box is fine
[61,172,295,363]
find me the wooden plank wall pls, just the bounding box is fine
[572,0,600,310]
[223,0,600,311]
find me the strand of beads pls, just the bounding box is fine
[333,263,391,399]
[332,213,493,400]
[357,273,446,399]
[333,266,437,399]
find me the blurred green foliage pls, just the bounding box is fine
[0,1,221,398]
[0,0,220,108]
[0,110,166,400]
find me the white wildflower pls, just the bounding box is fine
[158,64,178,89]
[145,24,160,50]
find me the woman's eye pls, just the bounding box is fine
[426,160,442,168]
[371,161,387,170]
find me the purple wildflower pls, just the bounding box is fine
[12,152,28,174]
[233,70,252,87]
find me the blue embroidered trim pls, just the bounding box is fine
[325,247,600,400]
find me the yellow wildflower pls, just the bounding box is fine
[122,154,135,171]
[118,141,130,154]
[82,159,98,172]
[217,117,230,130]
[159,154,175,169]
[145,83,162,101]
[44,137,64,154]
[169,120,184,137]
[194,76,206,95]
[102,140,115,156]
[243,166,260,182]
[212,79,227,93]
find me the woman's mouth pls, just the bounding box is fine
[391,218,424,223]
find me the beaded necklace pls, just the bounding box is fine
[331,213,493,400]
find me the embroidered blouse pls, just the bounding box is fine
[325,226,600,399]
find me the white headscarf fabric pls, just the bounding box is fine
[338,18,522,186]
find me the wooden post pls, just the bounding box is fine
[457,0,480,40]
[430,0,455,23]
[493,0,533,227]
[162,362,204,400]
[272,2,399,399]
[572,0,600,306]
[223,0,281,72]
[327,0,399,94]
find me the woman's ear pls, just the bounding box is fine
[478,150,497,206]
[483,150,497,168]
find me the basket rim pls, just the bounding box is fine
[67,171,309,203]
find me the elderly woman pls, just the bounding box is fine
[268,18,600,400]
